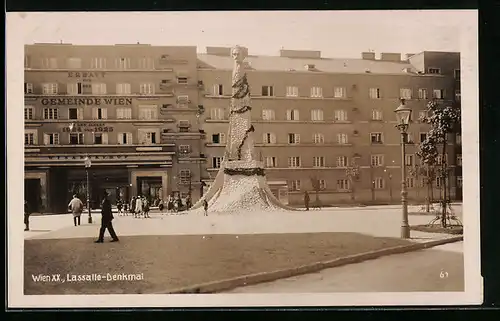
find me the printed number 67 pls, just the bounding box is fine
[440,271,449,278]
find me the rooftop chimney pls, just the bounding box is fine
[380,53,402,62]
[361,52,376,60]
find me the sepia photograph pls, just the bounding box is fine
[6,10,481,308]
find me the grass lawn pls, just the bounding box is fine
[25,232,413,295]
[411,225,463,235]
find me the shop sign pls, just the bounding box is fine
[62,123,114,133]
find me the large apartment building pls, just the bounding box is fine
[197,47,462,206]
[24,43,462,212]
[24,43,206,213]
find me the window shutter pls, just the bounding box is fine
[102,133,108,144]
[77,108,84,120]
[92,108,98,120]
[43,133,49,145]
[102,108,108,119]
[271,133,276,144]
[127,132,133,144]
[117,132,123,144]
[138,129,145,144]
[262,133,267,143]
[101,83,107,94]
[296,134,300,143]
[286,110,291,120]
[220,133,226,144]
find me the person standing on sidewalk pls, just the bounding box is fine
[116,198,123,216]
[129,196,136,216]
[68,194,84,226]
[304,191,310,211]
[95,192,119,243]
[143,197,151,218]
[135,196,143,219]
[24,200,31,231]
[203,199,208,216]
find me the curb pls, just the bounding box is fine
[162,235,463,294]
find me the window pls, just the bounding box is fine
[41,57,57,69]
[406,177,415,189]
[67,82,92,95]
[138,57,154,70]
[337,133,348,145]
[370,132,383,144]
[262,109,275,120]
[92,107,108,120]
[313,156,326,167]
[405,154,415,166]
[116,57,131,69]
[371,154,384,167]
[212,133,226,144]
[138,129,158,144]
[24,83,33,94]
[311,109,324,121]
[286,86,298,97]
[91,83,107,95]
[25,55,31,68]
[91,57,107,69]
[138,105,158,120]
[177,95,190,107]
[373,177,385,189]
[67,58,82,69]
[310,86,323,98]
[418,110,428,121]
[140,83,155,95]
[288,180,301,191]
[43,133,59,145]
[210,108,225,120]
[179,169,191,184]
[436,177,443,188]
[177,77,188,85]
[457,176,463,188]
[212,157,222,169]
[433,89,445,99]
[456,133,462,145]
[455,90,461,101]
[93,133,108,145]
[288,157,301,168]
[337,179,350,191]
[263,133,277,144]
[117,132,133,144]
[457,154,462,166]
[42,83,58,95]
[24,106,34,120]
[454,69,461,80]
[213,84,224,96]
[428,68,441,74]
[313,133,324,144]
[336,156,348,167]
[369,88,381,99]
[178,120,190,132]
[265,157,278,168]
[261,86,274,97]
[116,83,131,95]
[25,130,37,145]
[116,108,132,119]
[286,109,300,121]
[400,88,412,99]
[43,108,59,120]
[334,87,346,98]
[68,108,83,120]
[437,154,448,165]
[69,133,84,145]
[372,109,383,120]
[334,110,347,121]
[418,88,428,99]
[288,133,300,144]
[318,179,327,190]
[404,132,415,144]
[420,132,428,143]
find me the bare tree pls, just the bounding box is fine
[309,175,322,209]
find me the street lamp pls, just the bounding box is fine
[84,156,93,224]
[196,106,205,199]
[394,98,412,239]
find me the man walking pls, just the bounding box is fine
[304,191,310,211]
[68,194,84,226]
[135,196,143,218]
[24,200,31,231]
[95,192,119,243]
[203,199,208,216]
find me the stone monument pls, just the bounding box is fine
[190,45,297,214]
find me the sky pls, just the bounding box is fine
[17,10,474,58]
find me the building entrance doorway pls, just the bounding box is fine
[25,179,41,212]
[137,177,162,203]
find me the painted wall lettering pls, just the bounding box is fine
[68,71,106,78]
[41,98,133,106]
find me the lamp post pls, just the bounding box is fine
[345,159,360,202]
[196,106,205,200]
[394,99,412,239]
[84,156,93,224]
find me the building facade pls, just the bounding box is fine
[197,47,462,206]
[24,44,462,212]
[24,44,206,213]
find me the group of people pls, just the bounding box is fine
[123,196,151,218]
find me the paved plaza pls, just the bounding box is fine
[24,204,463,241]
[228,242,464,293]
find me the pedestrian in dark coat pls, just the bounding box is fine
[304,191,310,211]
[203,199,208,216]
[95,192,119,243]
[24,200,31,231]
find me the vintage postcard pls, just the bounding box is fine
[6,10,481,308]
